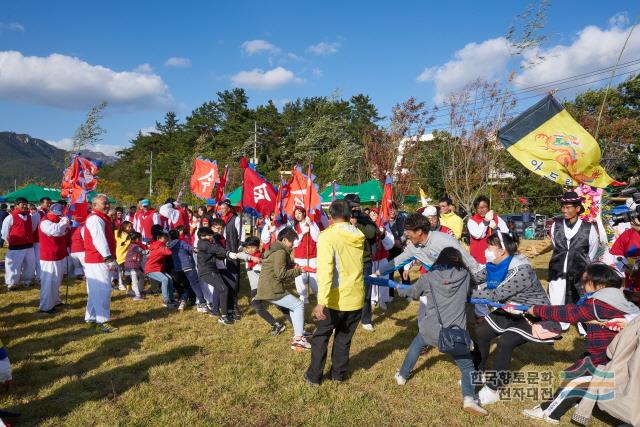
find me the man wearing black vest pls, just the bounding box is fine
[217,200,243,310]
[548,191,599,330]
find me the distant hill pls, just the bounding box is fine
[0,132,116,194]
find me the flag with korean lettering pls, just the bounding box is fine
[498,94,623,188]
[282,165,321,218]
[240,160,277,217]
[190,157,219,199]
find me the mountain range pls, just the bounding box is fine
[0,131,116,194]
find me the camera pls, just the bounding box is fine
[612,187,640,225]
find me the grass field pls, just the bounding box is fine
[0,243,619,426]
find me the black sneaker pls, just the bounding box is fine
[218,315,234,325]
[303,372,320,387]
[229,310,241,321]
[55,302,66,308]
[38,307,56,314]
[270,322,286,336]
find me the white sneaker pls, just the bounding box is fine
[463,396,488,416]
[178,300,187,311]
[291,337,311,351]
[361,323,375,331]
[522,405,559,424]
[394,371,407,385]
[478,385,500,406]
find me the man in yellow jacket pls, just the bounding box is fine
[304,199,365,386]
[438,196,464,240]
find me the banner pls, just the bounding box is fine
[61,155,100,203]
[282,165,322,219]
[498,94,623,188]
[377,175,393,226]
[190,157,219,199]
[216,165,229,203]
[240,160,277,217]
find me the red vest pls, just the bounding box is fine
[8,210,34,248]
[293,222,317,259]
[172,207,190,229]
[84,211,116,263]
[469,213,499,264]
[39,216,68,261]
[139,209,158,238]
[69,226,85,253]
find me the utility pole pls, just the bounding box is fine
[253,121,258,165]
[149,150,153,196]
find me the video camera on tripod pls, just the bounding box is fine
[612,187,640,225]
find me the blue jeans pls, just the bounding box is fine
[270,294,304,337]
[146,272,175,303]
[399,333,475,398]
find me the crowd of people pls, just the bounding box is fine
[1,189,639,423]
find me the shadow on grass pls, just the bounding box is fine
[13,334,146,397]
[350,320,417,373]
[6,307,174,360]
[10,344,201,426]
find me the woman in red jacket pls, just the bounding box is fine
[144,232,176,308]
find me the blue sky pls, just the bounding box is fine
[1,1,639,155]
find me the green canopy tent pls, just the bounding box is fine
[320,179,383,205]
[3,184,116,204]
[225,186,243,206]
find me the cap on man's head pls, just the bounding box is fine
[344,194,361,205]
[558,191,584,205]
[140,199,151,207]
[50,203,65,216]
[422,205,438,217]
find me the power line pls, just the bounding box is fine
[424,58,640,121]
[422,67,640,131]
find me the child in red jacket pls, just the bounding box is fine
[522,263,640,423]
[144,232,176,307]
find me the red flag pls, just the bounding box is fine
[378,175,393,227]
[216,165,229,203]
[190,158,219,199]
[241,167,277,217]
[274,177,288,225]
[282,165,321,218]
[61,155,100,203]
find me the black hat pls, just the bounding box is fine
[344,194,360,205]
[558,191,584,205]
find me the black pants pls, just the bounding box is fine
[306,308,362,383]
[171,271,194,302]
[540,358,594,421]
[250,289,290,326]
[202,272,230,315]
[361,262,373,325]
[473,316,528,390]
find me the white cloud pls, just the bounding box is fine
[0,22,24,32]
[164,57,191,67]
[0,51,171,110]
[609,12,629,29]
[46,138,124,157]
[230,66,304,90]
[514,18,640,96]
[134,63,153,73]
[306,42,340,56]
[139,126,157,136]
[416,37,511,102]
[312,68,323,77]
[241,39,281,55]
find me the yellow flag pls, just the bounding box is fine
[419,187,429,207]
[498,95,622,188]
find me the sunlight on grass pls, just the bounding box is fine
[0,243,616,426]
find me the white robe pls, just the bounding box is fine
[1,212,38,286]
[38,218,70,311]
[83,215,113,324]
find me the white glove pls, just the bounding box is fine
[489,220,497,229]
[106,260,118,271]
[484,210,494,221]
[227,252,239,260]
[59,216,70,226]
